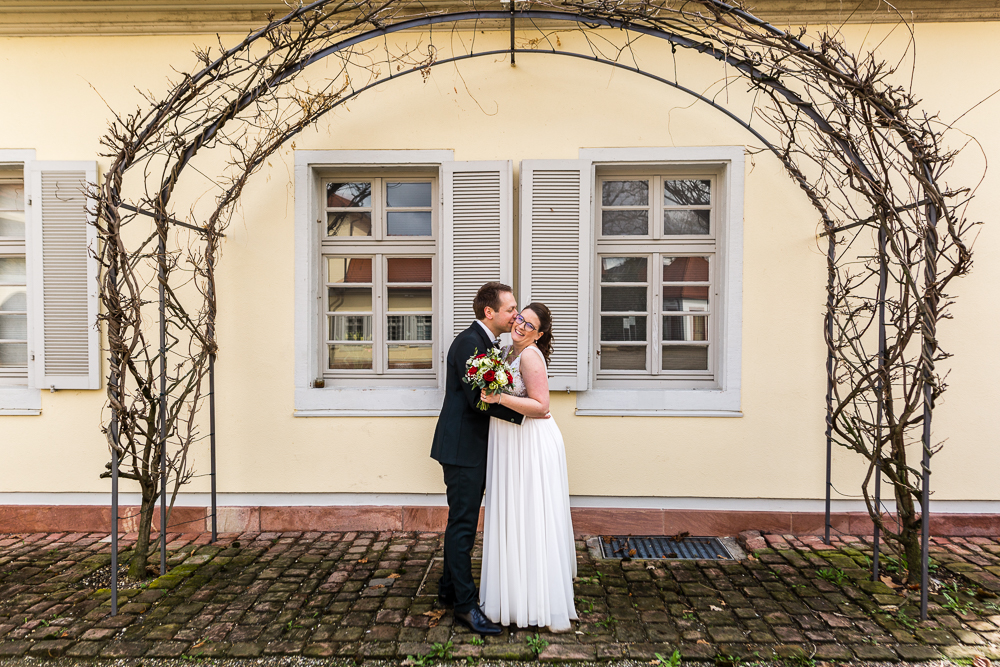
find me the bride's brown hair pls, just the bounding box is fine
[524,303,553,365]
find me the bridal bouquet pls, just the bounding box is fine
[463,347,514,411]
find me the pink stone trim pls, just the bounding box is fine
[2,504,999,536]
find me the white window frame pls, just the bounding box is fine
[575,147,743,417]
[320,174,439,385]
[294,150,454,416]
[595,171,718,386]
[0,149,40,415]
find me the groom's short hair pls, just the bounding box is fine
[474,282,513,319]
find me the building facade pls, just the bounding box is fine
[1,1,998,536]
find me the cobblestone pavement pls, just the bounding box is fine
[1,529,999,664]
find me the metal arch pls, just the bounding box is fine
[170,9,877,194]
[316,47,783,158]
[111,1,925,620]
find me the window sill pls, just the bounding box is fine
[294,386,444,417]
[0,386,42,415]
[575,387,740,417]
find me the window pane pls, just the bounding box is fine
[327,211,372,237]
[600,345,646,371]
[0,183,24,209]
[329,315,372,341]
[388,315,433,341]
[602,180,648,206]
[328,257,372,283]
[0,212,24,238]
[662,316,708,342]
[386,182,432,207]
[388,287,431,312]
[0,313,27,339]
[388,344,433,370]
[664,209,710,235]
[0,257,26,281]
[664,179,711,206]
[601,286,646,312]
[387,211,432,236]
[663,286,709,312]
[601,315,646,342]
[601,256,647,283]
[662,256,709,282]
[662,345,709,371]
[602,210,648,236]
[387,257,432,283]
[329,344,372,370]
[0,341,27,367]
[0,286,26,312]
[327,182,371,208]
[328,287,372,312]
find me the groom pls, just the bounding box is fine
[431,282,523,635]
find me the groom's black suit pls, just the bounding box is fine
[431,321,523,614]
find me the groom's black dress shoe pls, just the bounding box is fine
[437,591,455,608]
[454,605,502,635]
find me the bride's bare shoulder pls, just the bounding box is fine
[519,345,547,371]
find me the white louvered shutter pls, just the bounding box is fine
[27,161,100,390]
[441,161,513,339]
[519,160,592,391]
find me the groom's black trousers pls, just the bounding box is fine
[439,459,487,614]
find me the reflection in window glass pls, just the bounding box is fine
[602,210,648,236]
[329,344,373,370]
[387,257,432,283]
[387,211,432,236]
[662,257,709,282]
[387,287,432,312]
[328,211,372,237]
[386,182,432,207]
[602,180,648,206]
[601,286,646,312]
[328,257,372,283]
[327,182,371,207]
[662,345,709,371]
[664,180,710,206]
[600,345,646,371]
[387,315,433,341]
[0,182,25,239]
[328,288,372,312]
[388,344,432,369]
[329,315,372,341]
[664,209,710,235]
[601,257,647,283]
[600,315,646,342]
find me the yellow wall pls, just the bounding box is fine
[0,21,997,502]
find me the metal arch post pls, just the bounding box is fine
[824,230,834,545]
[873,223,888,581]
[509,4,516,66]
[110,266,120,616]
[208,246,218,543]
[158,222,167,576]
[920,199,938,621]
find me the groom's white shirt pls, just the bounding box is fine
[475,320,499,346]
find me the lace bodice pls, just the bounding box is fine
[504,345,545,398]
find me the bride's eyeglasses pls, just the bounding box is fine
[514,314,537,332]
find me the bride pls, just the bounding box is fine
[478,303,578,631]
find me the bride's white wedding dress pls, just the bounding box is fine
[480,344,578,631]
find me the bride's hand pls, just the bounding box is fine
[480,390,501,404]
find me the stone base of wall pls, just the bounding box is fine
[1,504,998,536]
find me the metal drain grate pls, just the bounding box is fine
[599,535,734,560]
